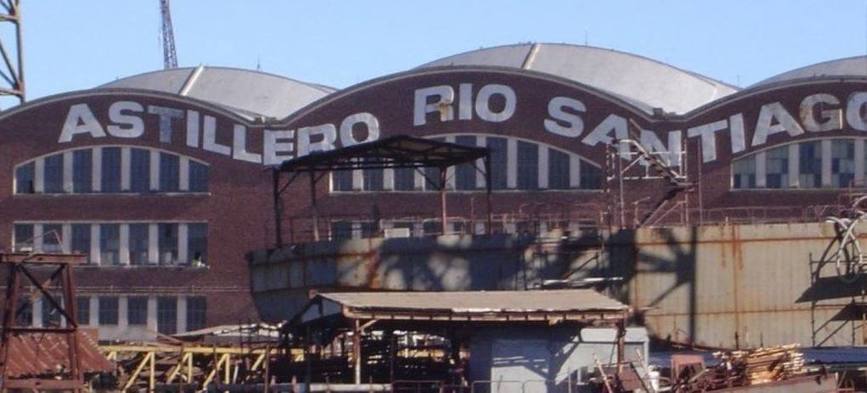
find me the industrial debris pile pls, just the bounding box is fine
[710,344,806,388]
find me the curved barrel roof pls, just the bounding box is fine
[752,56,867,87]
[417,43,739,114]
[99,66,335,120]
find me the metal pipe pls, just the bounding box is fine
[271,169,283,248]
[310,171,320,242]
[485,156,493,235]
[440,166,448,235]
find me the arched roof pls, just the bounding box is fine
[99,66,335,120]
[417,43,739,114]
[751,56,867,87]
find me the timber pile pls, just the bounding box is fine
[713,344,806,386]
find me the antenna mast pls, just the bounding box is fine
[160,0,178,69]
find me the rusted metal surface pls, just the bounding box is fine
[3,329,112,378]
[0,252,112,391]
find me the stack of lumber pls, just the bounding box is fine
[713,344,806,385]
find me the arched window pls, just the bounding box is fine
[329,134,602,192]
[14,146,210,195]
[731,138,864,190]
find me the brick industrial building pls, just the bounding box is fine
[4,43,867,341]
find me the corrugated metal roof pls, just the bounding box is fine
[752,56,867,87]
[3,329,113,378]
[319,289,628,314]
[417,43,739,114]
[99,66,335,120]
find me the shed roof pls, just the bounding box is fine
[296,289,629,326]
[276,135,489,173]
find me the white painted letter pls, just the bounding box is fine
[475,84,516,122]
[339,112,380,146]
[847,92,867,131]
[106,101,145,138]
[687,119,728,163]
[232,125,262,163]
[148,105,184,143]
[297,124,337,156]
[581,114,628,146]
[544,96,585,137]
[264,129,295,165]
[413,86,454,126]
[58,103,106,143]
[752,101,805,146]
[202,115,230,156]
[729,113,746,154]
[641,130,682,166]
[800,93,842,132]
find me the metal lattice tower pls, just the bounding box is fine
[160,0,177,69]
[0,0,24,105]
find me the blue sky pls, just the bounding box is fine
[16,1,867,100]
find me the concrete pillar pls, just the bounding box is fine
[149,150,160,191]
[856,139,865,186]
[92,147,102,192]
[177,296,187,333]
[755,151,767,188]
[120,147,131,191]
[32,298,42,328]
[90,224,101,265]
[822,139,832,187]
[178,223,188,264]
[33,157,44,193]
[569,155,581,189]
[179,157,190,191]
[147,297,158,333]
[506,138,517,189]
[88,297,99,327]
[33,224,43,252]
[148,224,158,264]
[538,145,549,189]
[119,224,130,265]
[62,151,73,193]
[789,143,800,188]
[118,296,129,330]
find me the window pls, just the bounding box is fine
[332,169,353,191]
[101,147,121,193]
[394,167,415,191]
[189,161,209,192]
[42,296,61,327]
[13,224,33,252]
[130,148,150,192]
[362,159,384,191]
[129,224,150,265]
[487,137,508,190]
[832,139,855,187]
[187,223,207,266]
[15,162,34,194]
[16,298,32,326]
[158,223,179,265]
[157,297,177,335]
[423,138,445,191]
[732,156,757,189]
[159,153,180,192]
[186,297,207,331]
[127,296,148,325]
[43,154,63,193]
[42,224,63,253]
[100,224,120,265]
[72,149,92,193]
[98,296,118,325]
[517,141,539,190]
[799,141,823,188]
[580,162,603,189]
[71,224,91,260]
[76,296,90,326]
[548,149,571,190]
[330,221,353,240]
[766,146,789,188]
[455,135,477,190]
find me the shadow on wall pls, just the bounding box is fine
[248,227,702,337]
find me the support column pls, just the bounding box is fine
[789,144,800,188]
[92,147,102,192]
[119,224,130,265]
[353,320,362,385]
[62,151,73,193]
[439,166,448,235]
